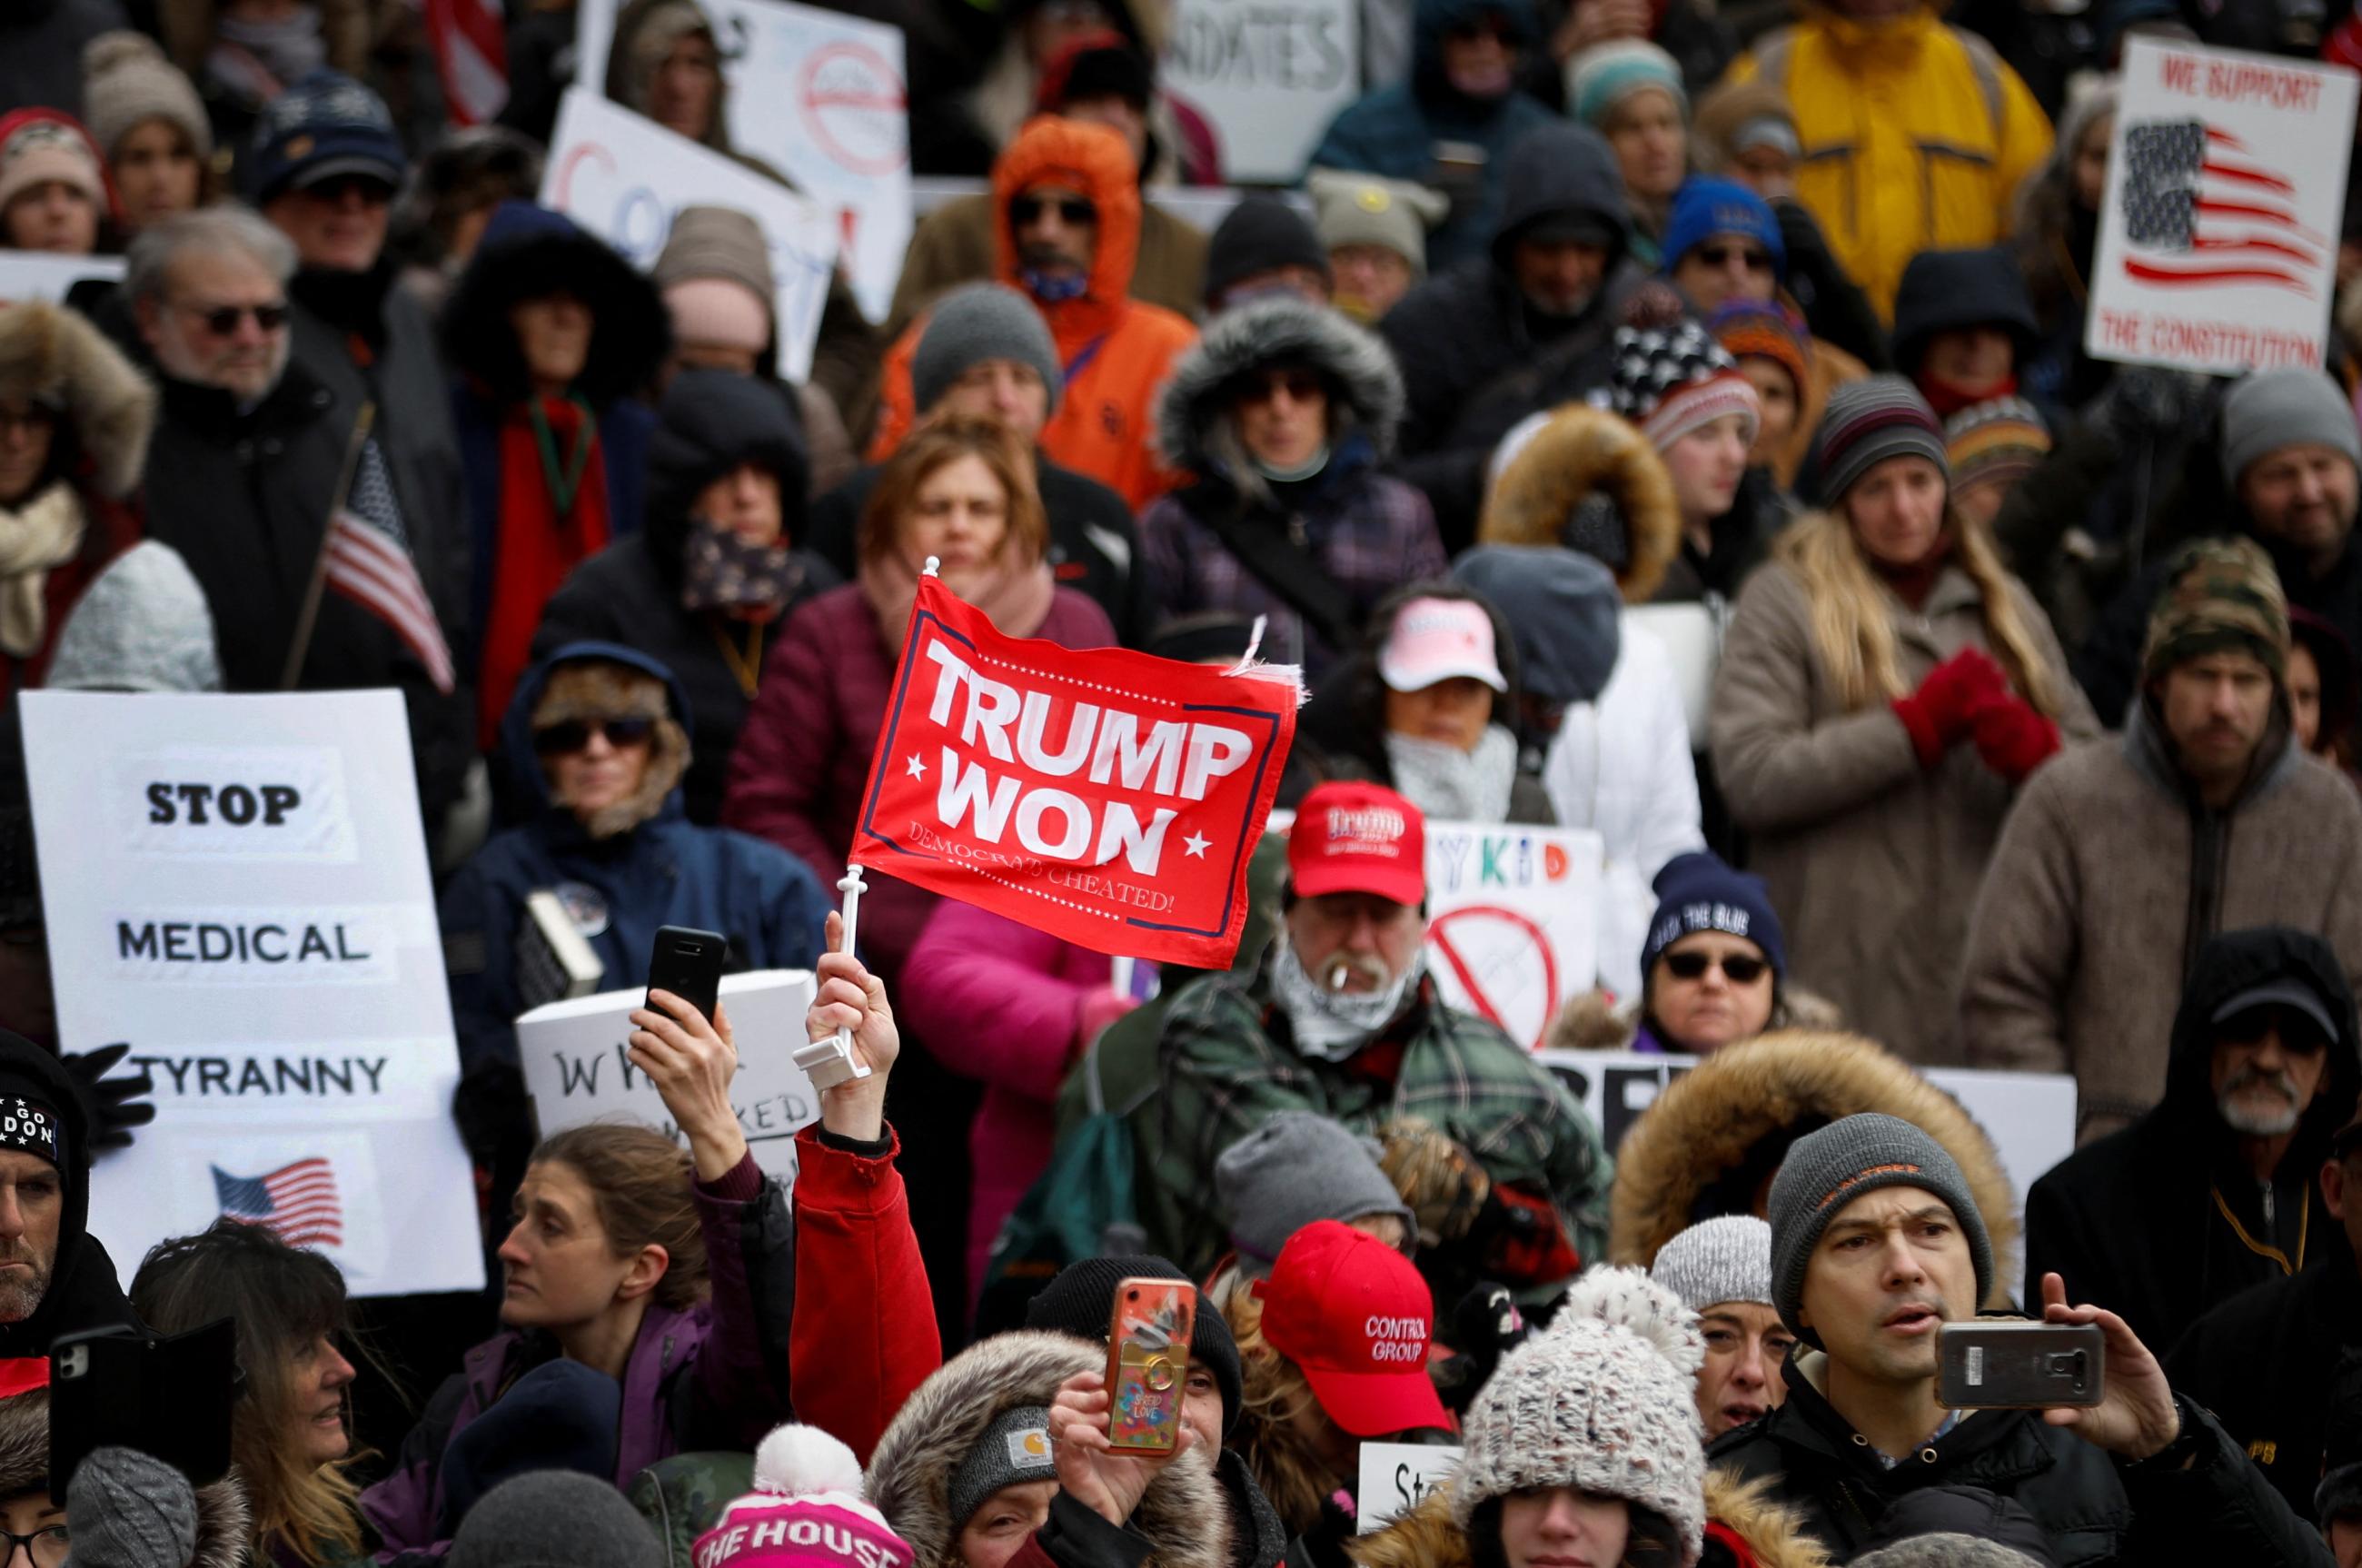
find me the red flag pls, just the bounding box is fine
[850,575,1296,968]
[426,0,509,126]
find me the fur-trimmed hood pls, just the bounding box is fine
[1477,403,1682,604]
[1606,1031,2020,1306]
[1547,987,1843,1054]
[1348,1470,1831,1568]
[1154,298,1405,478]
[0,1391,252,1568]
[500,640,693,839]
[865,1332,1230,1568]
[0,300,155,500]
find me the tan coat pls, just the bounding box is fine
[882,190,1209,344]
[1958,708,2362,1142]
[1708,557,2096,1063]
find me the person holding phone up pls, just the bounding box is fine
[362,912,940,1551]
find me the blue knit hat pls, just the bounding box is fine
[1641,850,1786,983]
[1663,176,1786,284]
[243,69,404,205]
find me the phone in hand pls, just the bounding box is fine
[1937,1321,2105,1409]
[51,1320,239,1494]
[646,925,727,1025]
[1105,1278,1195,1454]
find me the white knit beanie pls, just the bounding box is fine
[1450,1267,1708,1566]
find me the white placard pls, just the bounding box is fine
[1356,1442,1464,1534]
[1163,0,1359,182]
[1424,823,1605,1054]
[0,252,124,303]
[542,88,837,383]
[2087,38,2359,374]
[518,969,820,1184]
[1623,603,1719,744]
[577,0,910,322]
[21,691,482,1296]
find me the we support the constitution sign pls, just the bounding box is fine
[851,577,1296,967]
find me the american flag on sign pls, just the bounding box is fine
[326,509,457,695]
[213,1158,343,1246]
[2119,119,2327,294]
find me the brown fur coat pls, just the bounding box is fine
[1349,1470,1831,1568]
[1476,405,1682,605]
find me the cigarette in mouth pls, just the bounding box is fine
[1326,960,1355,993]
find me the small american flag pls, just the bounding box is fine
[326,509,456,695]
[213,1158,343,1246]
[2119,119,2327,294]
[424,0,508,126]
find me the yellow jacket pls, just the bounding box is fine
[1727,5,2052,320]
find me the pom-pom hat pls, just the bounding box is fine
[694,1425,917,1568]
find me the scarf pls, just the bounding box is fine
[856,549,1057,653]
[680,516,801,620]
[1385,724,1520,824]
[1920,371,2019,420]
[1270,938,1426,1061]
[480,397,611,748]
[208,10,325,104]
[0,481,86,660]
[1871,529,1954,612]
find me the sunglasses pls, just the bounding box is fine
[2216,1006,2332,1053]
[184,302,291,335]
[1662,950,1770,984]
[1240,371,1325,406]
[1010,195,1097,227]
[531,716,656,756]
[1696,243,1773,273]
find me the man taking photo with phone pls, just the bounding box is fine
[1707,1112,2332,1563]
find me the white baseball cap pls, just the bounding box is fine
[1378,597,1508,694]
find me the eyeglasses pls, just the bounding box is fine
[183,302,291,335]
[1240,371,1325,407]
[1010,195,1097,227]
[1662,950,1770,984]
[1696,243,1773,273]
[531,716,656,756]
[2216,1006,2332,1053]
[0,1525,69,1568]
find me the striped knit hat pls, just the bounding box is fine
[1945,397,2050,493]
[1811,375,1948,505]
[1603,319,1761,453]
[1707,299,1809,402]
[1566,39,1686,130]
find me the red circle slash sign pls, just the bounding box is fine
[1426,904,1559,1053]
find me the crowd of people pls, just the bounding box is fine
[4,0,2362,1563]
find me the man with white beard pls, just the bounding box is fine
[2024,927,2362,1356]
[1144,780,1611,1300]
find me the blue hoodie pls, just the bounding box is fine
[439,640,832,1086]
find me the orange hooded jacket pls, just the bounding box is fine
[868,117,1196,511]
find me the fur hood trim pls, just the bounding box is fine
[1606,1030,2020,1305]
[1477,404,1682,604]
[1346,1471,1829,1568]
[0,301,155,499]
[865,1332,1230,1568]
[1155,298,1404,474]
[0,1392,252,1568]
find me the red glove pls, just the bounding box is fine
[1970,691,2062,784]
[1891,648,2008,769]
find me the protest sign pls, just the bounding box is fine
[20,690,481,1296]
[576,0,911,321]
[542,88,836,382]
[1423,824,1605,1052]
[1356,1443,1464,1534]
[2087,38,2358,373]
[519,970,819,1183]
[1164,0,1359,182]
[852,575,1298,967]
[0,253,124,303]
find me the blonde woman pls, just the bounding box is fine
[1708,377,2096,1064]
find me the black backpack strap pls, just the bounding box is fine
[1183,488,1362,656]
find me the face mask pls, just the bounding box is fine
[680,513,800,618]
[1445,58,1513,98]
[1020,268,1088,304]
[1271,937,1425,1060]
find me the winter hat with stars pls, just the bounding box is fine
[692,1424,916,1568]
[1599,319,1761,457]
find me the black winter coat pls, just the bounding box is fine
[1707,1353,2331,1566]
[2023,926,2362,1357]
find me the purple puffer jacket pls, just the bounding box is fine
[359,1157,790,1553]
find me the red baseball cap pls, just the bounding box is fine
[1288,782,1424,907]
[1253,1219,1449,1438]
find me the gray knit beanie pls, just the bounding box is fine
[1452,1268,1708,1566]
[82,32,211,161]
[1766,1113,1994,1344]
[2219,366,2362,486]
[912,283,1063,418]
[945,1405,1057,1533]
[1214,1109,1416,1269]
[1811,376,1950,507]
[46,541,223,693]
[1650,1215,1772,1313]
[63,1447,197,1568]
[1850,1536,2048,1568]
[447,1470,663,1568]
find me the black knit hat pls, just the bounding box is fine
[1890,248,2039,381]
[1022,1255,1245,1435]
[1203,195,1331,309]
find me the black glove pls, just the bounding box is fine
[59,1042,156,1154]
[2089,365,2217,444]
[1431,1282,1535,1413]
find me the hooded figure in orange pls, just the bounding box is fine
[869,117,1196,511]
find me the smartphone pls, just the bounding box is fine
[1106,1277,1196,1454]
[51,1319,239,1494]
[1937,1321,2105,1409]
[646,925,727,1025]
